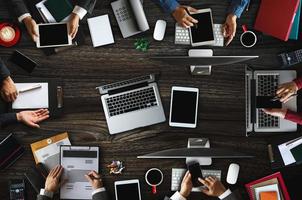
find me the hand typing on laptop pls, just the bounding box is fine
[222,14,237,46]
[38,166,109,200]
[276,81,298,103]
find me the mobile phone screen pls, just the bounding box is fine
[10,50,36,73]
[187,162,202,187]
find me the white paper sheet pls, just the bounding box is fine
[254,184,281,200]
[13,83,49,109]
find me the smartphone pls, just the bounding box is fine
[10,50,37,73]
[187,162,202,187]
[9,179,26,200]
[256,96,282,109]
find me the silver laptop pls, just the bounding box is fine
[97,74,166,134]
[246,67,297,135]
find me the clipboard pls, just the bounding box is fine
[30,132,70,171]
[10,78,63,117]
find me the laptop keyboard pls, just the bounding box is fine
[257,74,280,128]
[106,87,157,117]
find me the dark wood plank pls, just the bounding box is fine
[1,0,302,199]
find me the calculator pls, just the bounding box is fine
[9,179,26,200]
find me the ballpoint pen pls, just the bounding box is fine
[19,84,42,93]
[246,0,251,11]
[270,94,298,102]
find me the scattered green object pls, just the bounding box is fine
[134,38,149,52]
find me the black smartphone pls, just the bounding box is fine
[10,50,37,73]
[187,162,202,187]
[9,179,26,200]
[256,96,282,109]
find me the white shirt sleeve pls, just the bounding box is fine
[39,189,54,198]
[18,13,31,23]
[170,191,187,200]
[72,5,88,20]
[92,187,106,196]
[218,189,232,200]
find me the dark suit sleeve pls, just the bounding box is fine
[8,0,29,18]
[223,190,242,200]
[0,113,18,127]
[76,0,96,14]
[36,194,52,200]
[0,58,10,83]
[92,191,109,200]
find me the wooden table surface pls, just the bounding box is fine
[1,0,302,199]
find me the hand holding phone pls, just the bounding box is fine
[187,161,202,187]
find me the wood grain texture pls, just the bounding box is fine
[1,0,302,199]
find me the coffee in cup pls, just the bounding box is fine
[240,25,257,48]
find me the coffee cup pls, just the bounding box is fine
[145,168,163,194]
[240,25,257,48]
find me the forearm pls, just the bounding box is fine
[92,188,109,200]
[228,0,249,18]
[0,113,18,127]
[152,0,179,13]
[285,110,302,125]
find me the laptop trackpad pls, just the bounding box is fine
[256,96,282,108]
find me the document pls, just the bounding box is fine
[278,136,302,165]
[254,184,281,200]
[60,146,99,200]
[31,132,71,171]
[13,83,49,109]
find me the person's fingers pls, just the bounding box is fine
[53,165,63,178]
[183,18,193,27]
[186,15,198,24]
[262,108,271,114]
[208,176,216,182]
[35,109,45,114]
[55,166,64,178]
[85,174,93,184]
[280,92,293,103]
[39,109,49,116]
[71,27,78,39]
[205,177,213,185]
[276,86,286,95]
[51,165,61,177]
[225,36,233,46]
[187,6,198,13]
[182,171,190,182]
[49,166,57,176]
[200,187,211,195]
[198,178,210,187]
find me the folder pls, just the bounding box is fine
[44,0,73,22]
[254,0,300,41]
[289,1,301,40]
[30,132,71,171]
[245,172,291,200]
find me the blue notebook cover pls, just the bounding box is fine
[289,0,301,40]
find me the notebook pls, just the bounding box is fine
[289,0,301,40]
[87,15,115,47]
[245,172,290,200]
[254,0,300,41]
[44,0,73,22]
[290,143,302,164]
[255,184,281,200]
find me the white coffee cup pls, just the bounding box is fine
[240,25,257,48]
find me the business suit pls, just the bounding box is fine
[165,190,241,200]
[0,58,18,127]
[9,0,97,19]
[36,190,109,200]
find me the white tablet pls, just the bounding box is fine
[189,8,215,46]
[169,86,199,128]
[36,23,72,48]
[115,180,141,200]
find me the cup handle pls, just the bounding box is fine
[152,185,157,194]
[242,25,248,33]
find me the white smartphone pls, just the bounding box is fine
[169,86,199,128]
[36,23,72,48]
[189,8,215,46]
[115,179,141,200]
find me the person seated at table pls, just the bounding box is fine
[37,165,109,200]
[0,58,49,128]
[8,0,96,41]
[264,77,302,124]
[153,0,249,45]
[165,171,241,200]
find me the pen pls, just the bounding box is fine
[271,94,298,102]
[19,84,42,93]
[246,0,251,11]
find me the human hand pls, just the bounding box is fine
[1,76,18,102]
[85,171,103,190]
[199,177,226,197]
[222,14,237,46]
[276,81,298,103]
[23,16,38,42]
[45,165,64,193]
[263,108,287,119]
[172,6,198,28]
[68,13,80,39]
[179,171,193,198]
[17,109,49,128]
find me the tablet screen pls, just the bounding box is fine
[116,183,140,200]
[171,90,198,123]
[190,11,214,43]
[39,24,69,46]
